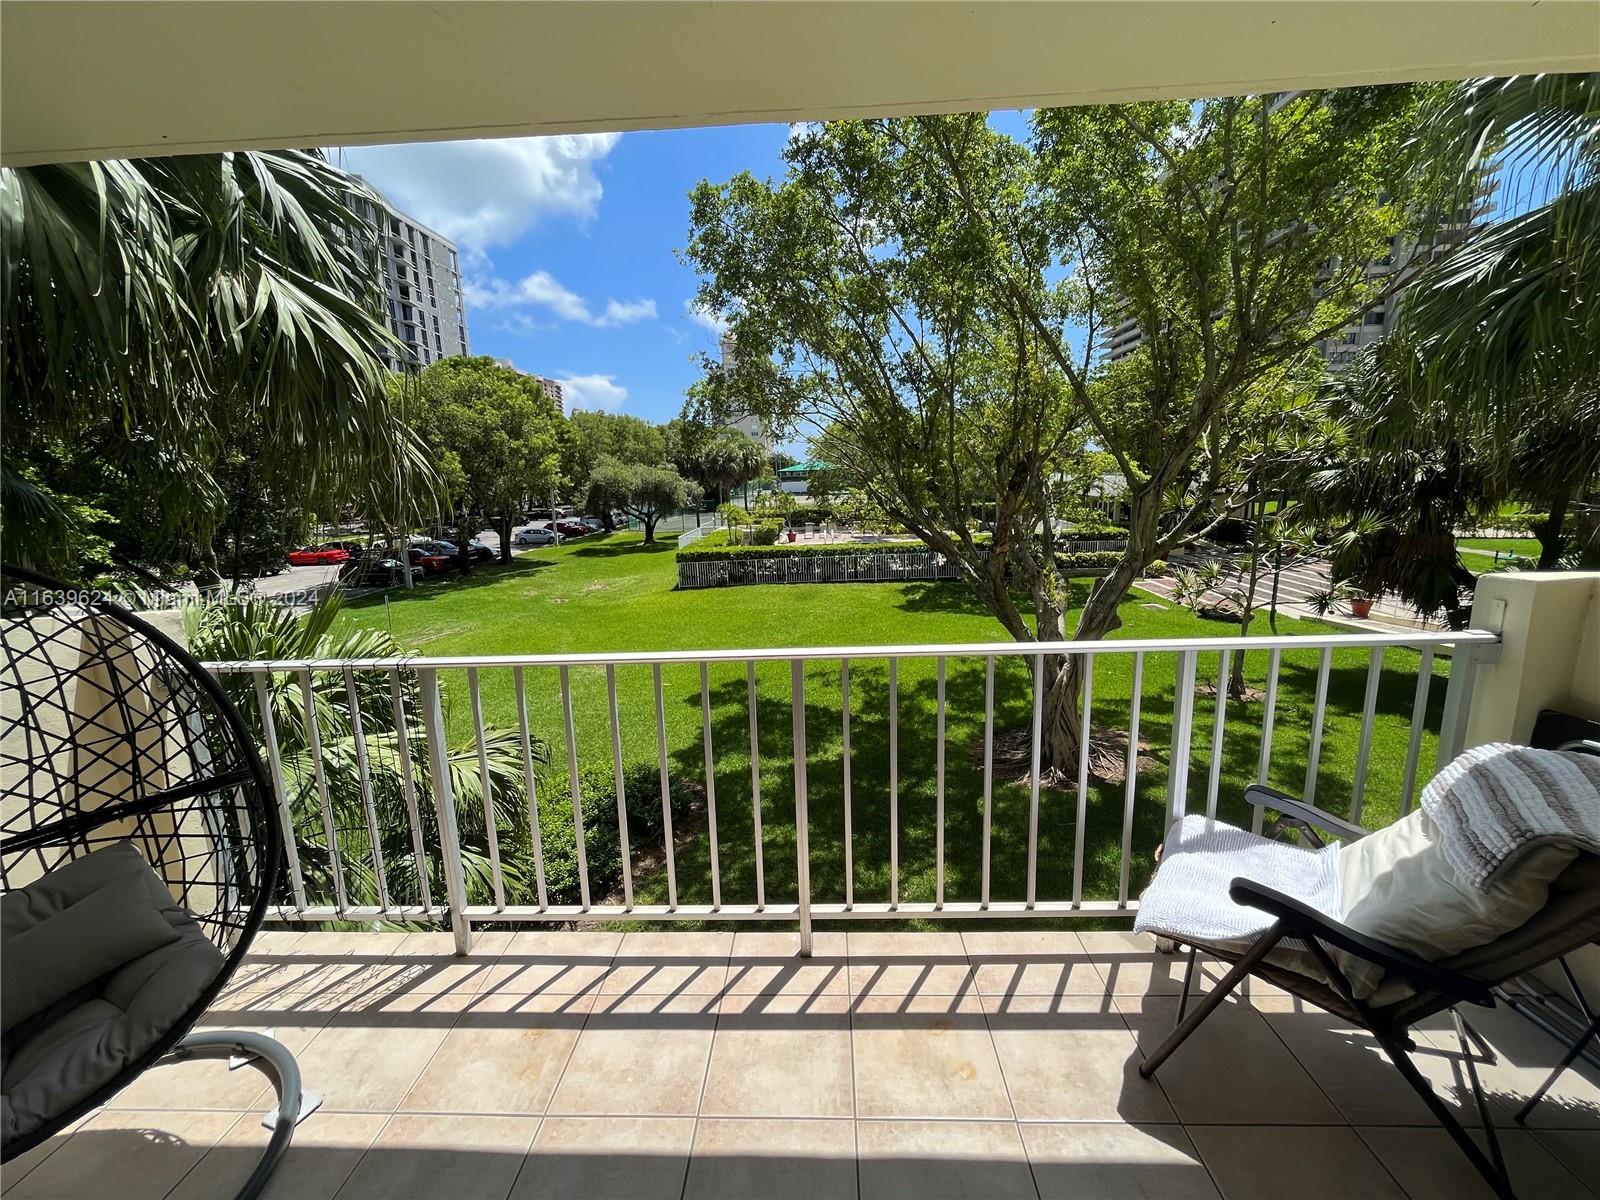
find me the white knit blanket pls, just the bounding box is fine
[1421,743,1600,890]
[1133,815,1342,952]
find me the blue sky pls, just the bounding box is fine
[333,112,1032,448]
[332,124,796,427]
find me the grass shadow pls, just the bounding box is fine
[344,557,553,609]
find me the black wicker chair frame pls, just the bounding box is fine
[1,565,315,1199]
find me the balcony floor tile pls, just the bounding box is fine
[18,930,1594,1200]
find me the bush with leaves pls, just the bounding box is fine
[186,589,543,913]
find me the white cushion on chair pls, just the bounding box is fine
[1338,809,1576,998]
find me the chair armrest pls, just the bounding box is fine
[1244,784,1369,845]
[1227,878,1494,1006]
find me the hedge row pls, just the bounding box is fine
[677,541,1125,571]
[678,540,897,563]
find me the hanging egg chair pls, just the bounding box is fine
[2,565,315,1199]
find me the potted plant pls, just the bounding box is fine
[1348,593,1376,619]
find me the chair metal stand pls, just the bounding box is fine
[1511,957,1600,1125]
[1138,928,1517,1200]
[170,1031,322,1200]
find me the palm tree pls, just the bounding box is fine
[1401,74,1600,565]
[184,590,540,912]
[2,151,439,578]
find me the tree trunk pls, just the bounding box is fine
[1535,484,1571,569]
[642,513,657,544]
[499,512,514,564]
[1268,491,1286,635]
[1231,498,1265,699]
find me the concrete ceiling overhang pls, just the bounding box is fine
[3,1,1598,167]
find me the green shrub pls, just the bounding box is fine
[679,541,905,562]
[1052,550,1123,571]
[1057,522,1128,540]
[750,521,782,546]
[535,763,688,905]
[1146,559,1169,577]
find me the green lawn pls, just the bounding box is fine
[341,533,1449,925]
[1458,537,1541,557]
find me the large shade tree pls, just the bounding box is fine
[411,357,564,564]
[1,151,436,580]
[686,92,1450,773]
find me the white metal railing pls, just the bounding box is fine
[205,629,1499,954]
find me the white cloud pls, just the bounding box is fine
[601,297,658,326]
[558,374,628,413]
[684,300,730,336]
[467,270,655,327]
[332,133,622,257]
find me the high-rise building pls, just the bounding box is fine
[717,333,772,449]
[346,181,469,372]
[491,358,565,415]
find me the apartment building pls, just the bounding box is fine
[491,358,566,414]
[346,182,469,372]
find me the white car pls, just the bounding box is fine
[514,526,558,547]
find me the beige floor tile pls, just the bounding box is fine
[6,1109,239,1200]
[365,930,511,995]
[962,930,1106,998]
[399,993,595,1115]
[701,993,854,1117]
[0,1115,89,1193]
[724,931,849,997]
[167,1112,387,1200]
[857,1119,1035,1199]
[1115,996,1341,1124]
[1023,1122,1221,1200]
[478,930,622,996]
[852,993,1013,1120]
[291,1012,454,1112]
[511,1116,695,1200]
[683,1118,856,1200]
[247,930,308,953]
[107,1012,332,1112]
[982,994,1175,1122]
[1536,1129,1600,1194]
[1078,933,1285,1002]
[547,992,717,1116]
[1261,1007,1485,1126]
[603,931,733,996]
[1358,1126,1593,1200]
[1421,1005,1600,1129]
[1188,1125,1404,1200]
[848,931,975,997]
[333,1113,537,1200]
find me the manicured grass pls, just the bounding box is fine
[1458,537,1541,558]
[342,533,1449,925]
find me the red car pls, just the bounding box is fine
[555,518,590,538]
[287,546,350,566]
[407,547,452,576]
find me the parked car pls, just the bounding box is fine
[287,546,349,566]
[610,511,630,529]
[322,540,368,555]
[464,538,495,561]
[555,518,589,538]
[338,556,420,588]
[406,547,452,575]
[514,526,558,547]
[580,515,604,532]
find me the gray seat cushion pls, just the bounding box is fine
[2,843,225,1150]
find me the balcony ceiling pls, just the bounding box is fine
[3,1,1598,167]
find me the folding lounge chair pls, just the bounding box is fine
[1132,745,1600,1200]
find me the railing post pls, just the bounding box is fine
[1167,649,1197,829]
[418,668,472,954]
[1436,642,1483,770]
[790,659,813,957]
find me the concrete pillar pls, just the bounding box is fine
[1461,571,1600,749]
[1461,570,1600,999]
